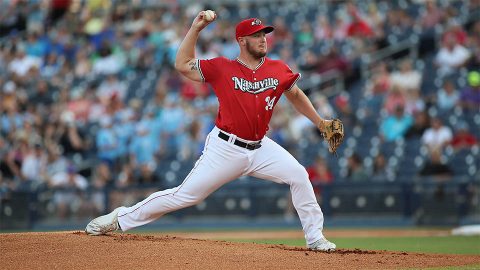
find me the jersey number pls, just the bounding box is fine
[265,96,276,111]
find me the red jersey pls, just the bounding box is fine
[198,57,300,141]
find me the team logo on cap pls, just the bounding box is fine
[251,19,262,26]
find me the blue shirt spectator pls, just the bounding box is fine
[96,117,119,165]
[129,123,156,166]
[380,106,413,142]
[437,80,459,111]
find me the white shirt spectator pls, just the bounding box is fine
[390,70,422,92]
[390,60,422,93]
[21,150,47,182]
[97,75,127,102]
[422,125,453,150]
[93,54,124,75]
[435,44,470,76]
[50,171,88,190]
[8,54,41,77]
[437,88,460,111]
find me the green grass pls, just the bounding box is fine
[412,266,480,270]
[226,236,480,255]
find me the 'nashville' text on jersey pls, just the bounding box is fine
[232,76,279,94]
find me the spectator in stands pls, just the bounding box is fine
[158,95,186,156]
[307,156,334,193]
[316,46,351,78]
[436,79,460,111]
[404,89,426,115]
[113,109,135,161]
[48,164,88,219]
[296,22,314,45]
[1,81,19,113]
[435,33,471,76]
[129,122,157,184]
[92,41,124,75]
[390,59,422,95]
[289,110,314,143]
[180,75,209,101]
[57,111,87,157]
[383,86,406,115]
[421,117,453,152]
[450,122,478,151]
[28,80,53,108]
[96,116,119,168]
[20,143,47,185]
[334,93,355,127]
[3,134,29,184]
[332,14,348,41]
[90,162,113,215]
[405,110,430,139]
[380,105,413,142]
[0,135,14,188]
[67,87,92,124]
[272,16,293,43]
[313,15,332,41]
[365,61,391,96]
[346,3,374,38]
[419,148,453,180]
[347,153,368,181]
[40,52,61,78]
[371,153,389,182]
[277,46,298,72]
[366,3,385,39]
[8,46,41,80]
[74,49,92,79]
[43,143,68,179]
[442,20,468,46]
[97,74,127,105]
[181,119,205,161]
[298,49,318,72]
[25,32,46,59]
[458,71,480,111]
[312,93,336,120]
[420,0,445,30]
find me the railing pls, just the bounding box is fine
[1,177,478,230]
[298,69,345,97]
[360,36,420,79]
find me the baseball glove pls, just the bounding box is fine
[321,119,344,156]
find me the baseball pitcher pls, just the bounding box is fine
[86,11,344,251]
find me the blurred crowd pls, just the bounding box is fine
[0,0,479,218]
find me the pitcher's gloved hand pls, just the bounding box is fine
[318,119,344,156]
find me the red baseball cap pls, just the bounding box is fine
[235,18,274,40]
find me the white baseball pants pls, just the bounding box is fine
[118,126,325,245]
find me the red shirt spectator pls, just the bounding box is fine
[306,157,333,195]
[451,124,478,150]
[180,79,210,100]
[346,4,374,37]
[442,26,468,46]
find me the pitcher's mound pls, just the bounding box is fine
[1,232,479,269]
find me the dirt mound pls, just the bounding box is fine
[1,232,479,270]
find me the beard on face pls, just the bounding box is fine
[246,40,267,59]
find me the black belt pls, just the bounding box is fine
[218,131,262,150]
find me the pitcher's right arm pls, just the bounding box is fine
[174,11,216,82]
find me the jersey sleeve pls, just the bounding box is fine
[283,63,301,92]
[198,57,227,83]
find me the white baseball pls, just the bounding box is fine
[204,10,215,22]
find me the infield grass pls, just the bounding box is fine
[227,236,480,269]
[227,236,480,255]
